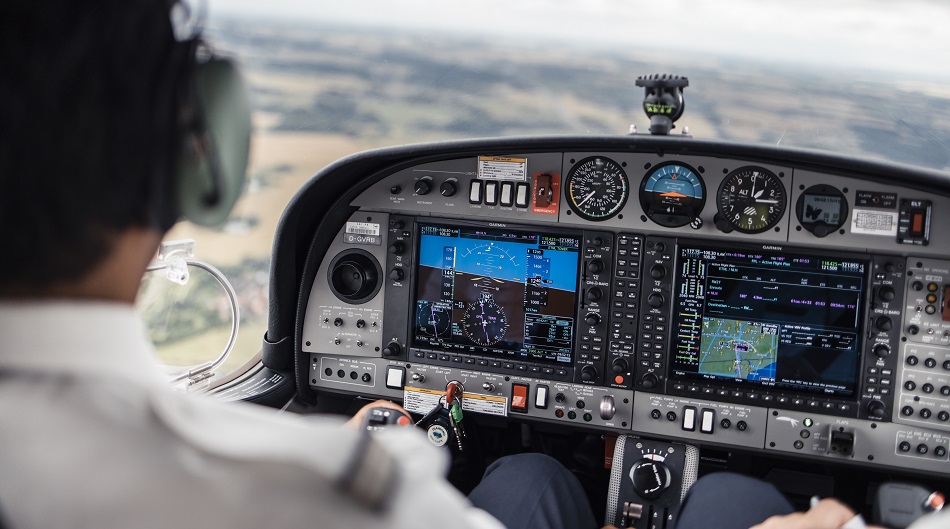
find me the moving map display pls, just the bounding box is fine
[412,224,581,364]
[670,245,867,397]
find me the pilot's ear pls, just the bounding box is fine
[176,56,252,227]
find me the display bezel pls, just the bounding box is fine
[409,219,584,366]
[667,241,870,399]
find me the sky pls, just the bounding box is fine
[209,0,950,80]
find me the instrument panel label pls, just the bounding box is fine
[345,222,381,236]
[851,209,898,236]
[855,191,897,209]
[403,386,508,417]
[478,156,527,181]
[344,222,382,245]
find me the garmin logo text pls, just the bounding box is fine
[762,245,783,251]
[488,222,508,228]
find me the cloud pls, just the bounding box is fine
[210,0,950,78]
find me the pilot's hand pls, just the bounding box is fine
[750,498,884,529]
[346,399,411,429]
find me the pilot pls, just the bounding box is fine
[674,473,947,529]
[0,1,597,528]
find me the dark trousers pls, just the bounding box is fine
[468,453,597,529]
[675,473,795,529]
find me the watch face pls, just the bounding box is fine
[717,166,786,234]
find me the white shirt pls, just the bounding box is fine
[0,301,503,529]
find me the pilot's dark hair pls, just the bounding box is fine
[0,0,191,287]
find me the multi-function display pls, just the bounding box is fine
[670,245,868,397]
[412,224,581,365]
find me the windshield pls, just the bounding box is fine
[146,0,950,379]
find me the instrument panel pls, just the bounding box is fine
[282,138,950,479]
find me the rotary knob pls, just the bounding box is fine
[650,265,667,280]
[586,287,603,302]
[585,313,601,326]
[867,400,886,419]
[879,286,896,302]
[873,344,890,358]
[612,357,629,374]
[629,459,672,500]
[389,268,405,281]
[875,316,892,332]
[389,241,406,255]
[587,259,605,274]
[382,342,402,357]
[648,293,664,308]
[440,180,457,197]
[714,213,735,234]
[414,178,432,195]
[640,372,659,389]
[580,365,598,382]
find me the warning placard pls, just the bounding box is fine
[478,156,527,181]
[403,386,508,417]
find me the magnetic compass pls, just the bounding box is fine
[639,162,705,227]
[715,166,786,234]
[565,156,629,221]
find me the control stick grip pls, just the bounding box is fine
[362,406,413,432]
[873,483,945,529]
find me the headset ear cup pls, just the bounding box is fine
[176,57,251,227]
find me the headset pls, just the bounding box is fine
[168,0,252,228]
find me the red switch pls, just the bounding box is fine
[511,383,529,412]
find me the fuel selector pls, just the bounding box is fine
[606,436,699,529]
[630,458,672,499]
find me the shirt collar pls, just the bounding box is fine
[0,300,167,387]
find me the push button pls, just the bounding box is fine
[385,366,405,389]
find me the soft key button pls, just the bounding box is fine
[511,383,529,412]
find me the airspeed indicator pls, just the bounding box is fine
[565,156,629,221]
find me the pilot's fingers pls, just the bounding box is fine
[346,399,409,429]
[750,499,856,529]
